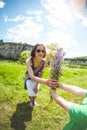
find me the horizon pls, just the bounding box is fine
[1,41,87,58]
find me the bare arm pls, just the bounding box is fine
[50,89,73,112]
[26,58,57,87]
[51,83,87,112]
[26,57,46,84]
[58,83,87,97]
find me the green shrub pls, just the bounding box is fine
[19,50,31,64]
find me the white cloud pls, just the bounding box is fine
[41,0,87,28]
[27,10,42,15]
[5,17,43,43]
[46,30,77,48]
[4,0,87,56]
[0,1,5,8]
[40,0,79,50]
[46,15,65,29]
[5,9,44,43]
[82,17,87,27]
[41,0,77,26]
[41,0,87,54]
[26,10,42,22]
[4,15,24,22]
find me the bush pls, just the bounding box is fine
[19,50,31,64]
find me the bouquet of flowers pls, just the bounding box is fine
[50,48,65,101]
[50,48,65,80]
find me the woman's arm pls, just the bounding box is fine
[58,82,87,97]
[26,58,57,87]
[26,57,46,84]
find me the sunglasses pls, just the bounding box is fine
[36,49,45,53]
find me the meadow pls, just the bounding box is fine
[0,60,87,130]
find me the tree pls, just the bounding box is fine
[47,43,59,53]
[19,50,31,64]
[46,43,60,65]
[0,39,3,43]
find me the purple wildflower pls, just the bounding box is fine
[50,48,65,80]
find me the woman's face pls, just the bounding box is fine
[35,45,45,59]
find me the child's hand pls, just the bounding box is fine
[50,88,58,100]
[50,88,56,95]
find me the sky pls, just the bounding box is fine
[0,0,87,58]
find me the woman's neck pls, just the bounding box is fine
[33,57,42,67]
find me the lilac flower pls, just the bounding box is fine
[50,48,65,80]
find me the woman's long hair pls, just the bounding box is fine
[31,44,46,58]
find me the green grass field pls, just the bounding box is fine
[0,60,87,130]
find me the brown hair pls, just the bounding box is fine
[31,43,46,58]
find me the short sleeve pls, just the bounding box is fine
[69,103,87,127]
[85,93,87,97]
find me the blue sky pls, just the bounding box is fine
[0,0,87,58]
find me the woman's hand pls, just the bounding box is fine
[33,84,38,93]
[46,79,58,89]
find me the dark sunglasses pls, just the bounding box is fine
[36,49,45,53]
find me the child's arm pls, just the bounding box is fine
[58,82,87,97]
[50,89,73,112]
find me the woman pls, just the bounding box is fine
[25,43,57,108]
[50,82,87,130]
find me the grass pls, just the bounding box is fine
[0,60,87,130]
